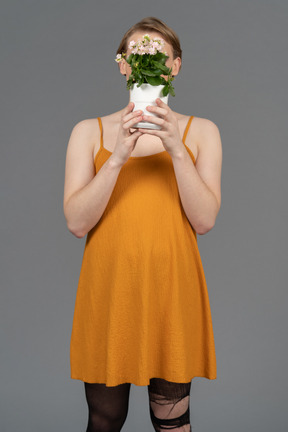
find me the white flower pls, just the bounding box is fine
[128,40,136,49]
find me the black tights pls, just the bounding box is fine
[84,378,192,432]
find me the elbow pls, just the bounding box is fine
[194,217,216,235]
[64,203,86,238]
[196,201,220,235]
[71,227,86,238]
[67,222,86,238]
[195,222,214,235]
[64,214,86,238]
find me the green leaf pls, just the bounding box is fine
[153,52,168,64]
[141,68,163,76]
[126,54,133,65]
[169,86,175,97]
[162,86,169,97]
[145,76,163,86]
[134,71,141,81]
[152,61,170,73]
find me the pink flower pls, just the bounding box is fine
[119,34,167,59]
[128,40,136,49]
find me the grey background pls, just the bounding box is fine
[1,0,287,431]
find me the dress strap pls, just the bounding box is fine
[97,117,104,148]
[182,116,194,145]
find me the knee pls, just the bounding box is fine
[86,411,128,432]
[149,404,191,431]
[149,395,191,431]
[84,381,131,432]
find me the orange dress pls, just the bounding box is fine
[70,116,217,386]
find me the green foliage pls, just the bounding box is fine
[126,52,176,97]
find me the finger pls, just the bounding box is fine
[123,114,143,130]
[155,98,168,107]
[123,110,143,124]
[146,105,168,116]
[122,101,134,115]
[137,128,162,137]
[142,115,165,126]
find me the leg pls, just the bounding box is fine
[84,381,131,432]
[148,378,192,432]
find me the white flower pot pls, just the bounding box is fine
[129,83,169,129]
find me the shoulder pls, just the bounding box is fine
[70,118,100,140]
[68,118,102,154]
[65,118,102,166]
[193,117,221,140]
[173,111,219,135]
[194,117,222,160]
[173,112,221,161]
[175,111,220,138]
[180,113,222,158]
[187,116,222,176]
[75,111,122,136]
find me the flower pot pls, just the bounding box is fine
[129,83,169,129]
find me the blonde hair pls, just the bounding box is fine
[116,16,182,71]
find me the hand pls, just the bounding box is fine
[137,98,184,158]
[111,102,144,166]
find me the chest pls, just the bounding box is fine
[96,116,198,160]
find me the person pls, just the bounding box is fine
[63,16,222,432]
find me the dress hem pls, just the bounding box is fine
[70,373,217,387]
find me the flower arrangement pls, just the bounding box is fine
[115,34,175,97]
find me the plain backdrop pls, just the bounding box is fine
[1,0,287,431]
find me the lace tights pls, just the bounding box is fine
[84,378,192,432]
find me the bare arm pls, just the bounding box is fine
[63,120,120,237]
[171,119,222,235]
[137,100,222,236]
[63,105,144,238]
